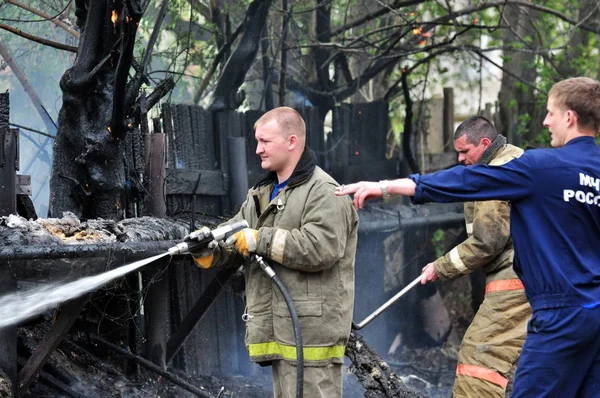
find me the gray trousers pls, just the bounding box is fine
[272,360,342,398]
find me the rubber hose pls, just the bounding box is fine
[271,274,304,398]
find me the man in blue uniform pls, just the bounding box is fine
[336,76,600,397]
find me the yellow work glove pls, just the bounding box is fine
[185,226,217,269]
[225,228,259,258]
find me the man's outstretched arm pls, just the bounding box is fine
[336,159,534,210]
[335,178,416,210]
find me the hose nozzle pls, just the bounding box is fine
[168,220,250,256]
[168,242,191,256]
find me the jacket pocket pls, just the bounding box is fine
[272,269,323,317]
[273,298,322,317]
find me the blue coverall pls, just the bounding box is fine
[409,136,600,397]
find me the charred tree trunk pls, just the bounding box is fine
[50,1,125,219]
[49,0,168,220]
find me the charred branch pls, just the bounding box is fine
[125,0,169,111]
[109,0,143,140]
[209,0,273,111]
[91,334,217,398]
[60,339,122,377]
[9,123,56,139]
[401,70,419,174]
[192,21,244,103]
[207,0,226,49]
[0,41,58,134]
[3,0,80,38]
[278,0,290,106]
[130,76,175,125]
[74,0,88,31]
[0,24,77,52]
[312,1,332,93]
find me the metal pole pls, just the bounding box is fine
[353,275,422,330]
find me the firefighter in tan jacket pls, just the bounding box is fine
[420,116,532,397]
[187,107,358,398]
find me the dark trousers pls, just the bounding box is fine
[512,305,600,397]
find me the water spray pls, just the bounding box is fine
[0,220,249,330]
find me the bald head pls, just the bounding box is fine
[254,107,306,148]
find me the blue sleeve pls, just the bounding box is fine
[409,157,535,204]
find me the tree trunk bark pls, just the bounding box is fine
[49,0,154,220]
[50,1,123,219]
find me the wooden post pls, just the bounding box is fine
[443,87,455,152]
[0,92,16,397]
[0,98,16,216]
[143,259,171,369]
[144,129,167,218]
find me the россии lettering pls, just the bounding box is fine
[563,173,600,206]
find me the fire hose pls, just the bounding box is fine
[168,221,304,398]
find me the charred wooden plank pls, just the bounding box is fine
[18,296,88,394]
[143,259,171,368]
[165,267,236,364]
[166,169,227,196]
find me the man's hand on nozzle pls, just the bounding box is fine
[185,226,212,242]
[421,262,439,284]
[226,228,258,258]
[186,226,217,269]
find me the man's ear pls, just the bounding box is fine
[566,110,578,127]
[480,137,492,148]
[288,134,298,150]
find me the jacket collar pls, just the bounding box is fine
[478,134,507,165]
[253,147,317,189]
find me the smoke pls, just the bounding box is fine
[0,29,67,217]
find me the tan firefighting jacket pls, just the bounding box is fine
[199,148,358,366]
[433,143,524,282]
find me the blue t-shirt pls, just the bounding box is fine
[271,180,288,201]
[410,137,600,311]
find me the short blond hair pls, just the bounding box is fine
[549,77,600,132]
[254,107,306,142]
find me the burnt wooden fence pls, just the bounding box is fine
[158,101,397,218]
